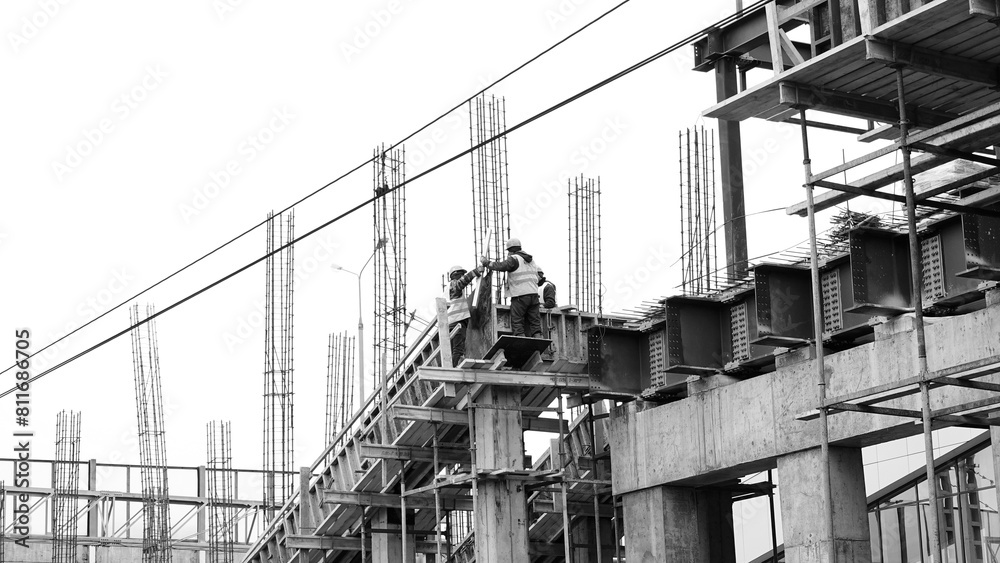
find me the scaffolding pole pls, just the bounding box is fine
[895,67,941,563]
[799,110,835,563]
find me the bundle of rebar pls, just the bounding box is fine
[129,303,172,563]
[52,410,82,563]
[206,421,235,563]
[678,126,719,295]
[373,144,407,385]
[325,331,356,443]
[263,210,295,518]
[469,94,511,304]
[568,175,603,313]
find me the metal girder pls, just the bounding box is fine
[692,3,811,71]
[778,82,955,128]
[866,38,1000,87]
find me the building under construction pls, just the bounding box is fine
[10,1,1000,562]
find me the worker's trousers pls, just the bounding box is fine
[450,319,468,367]
[510,294,542,338]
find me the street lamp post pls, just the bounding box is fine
[332,237,387,414]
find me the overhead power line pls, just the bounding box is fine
[0,0,636,382]
[0,0,771,399]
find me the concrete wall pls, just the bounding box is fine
[610,299,1000,493]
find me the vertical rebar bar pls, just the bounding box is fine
[53,410,82,563]
[263,211,295,516]
[131,304,172,563]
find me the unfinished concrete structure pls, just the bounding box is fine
[8,0,1000,561]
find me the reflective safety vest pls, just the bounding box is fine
[506,255,540,297]
[446,295,471,324]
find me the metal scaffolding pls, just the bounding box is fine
[206,420,235,563]
[325,331,356,444]
[678,126,719,294]
[52,410,82,563]
[568,175,603,313]
[0,481,4,563]
[263,210,295,518]
[129,303,172,563]
[469,94,511,304]
[373,144,407,385]
[792,67,1000,563]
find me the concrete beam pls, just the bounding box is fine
[418,366,590,390]
[359,444,470,464]
[609,304,1000,493]
[392,404,568,433]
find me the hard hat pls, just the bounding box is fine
[448,265,466,278]
[505,237,521,250]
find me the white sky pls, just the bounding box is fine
[0,0,913,516]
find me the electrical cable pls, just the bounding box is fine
[0,0,773,398]
[0,0,639,382]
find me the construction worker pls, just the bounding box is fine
[446,264,483,366]
[538,269,556,309]
[481,237,542,338]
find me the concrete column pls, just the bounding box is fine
[622,486,735,562]
[778,447,871,563]
[371,508,415,563]
[473,385,530,562]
